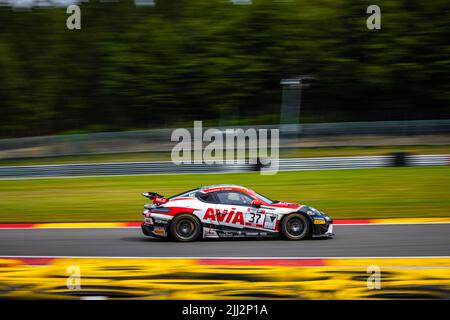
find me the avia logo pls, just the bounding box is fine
[203,208,244,225]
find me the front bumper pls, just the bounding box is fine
[300,207,334,238]
[312,218,334,238]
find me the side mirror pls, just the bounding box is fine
[251,199,263,207]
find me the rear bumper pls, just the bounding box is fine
[141,223,168,239]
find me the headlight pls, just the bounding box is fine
[307,207,323,216]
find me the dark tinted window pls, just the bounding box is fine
[196,192,217,203]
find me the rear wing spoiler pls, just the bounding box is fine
[142,192,168,205]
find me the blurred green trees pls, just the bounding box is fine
[0,0,449,137]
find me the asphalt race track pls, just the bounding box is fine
[0,224,449,258]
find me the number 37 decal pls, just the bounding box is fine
[248,213,262,224]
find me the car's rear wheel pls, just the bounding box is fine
[169,214,202,242]
[280,213,310,240]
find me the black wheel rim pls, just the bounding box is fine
[286,218,305,237]
[176,219,195,239]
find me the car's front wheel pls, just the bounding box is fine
[169,214,202,242]
[280,213,310,240]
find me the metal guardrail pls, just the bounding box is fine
[408,154,450,166]
[1,120,449,159]
[0,155,447,179]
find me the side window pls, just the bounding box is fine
[215,191,253,206]
[196,192,217,204]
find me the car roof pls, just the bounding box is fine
[199,184,255,195]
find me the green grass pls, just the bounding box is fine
[1,145,449,166]
[0,167,449,223]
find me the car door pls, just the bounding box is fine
[195,191,220,227]
[213,190,255,234]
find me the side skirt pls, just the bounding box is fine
[202,223,278,238]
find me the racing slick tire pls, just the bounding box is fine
[280,213,310,240]
[169,214,202,242]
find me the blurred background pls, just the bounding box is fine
[0,0,450,301]
[0,0,449,223]
[0,0,449,137]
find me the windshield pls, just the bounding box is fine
[254,192,276,204]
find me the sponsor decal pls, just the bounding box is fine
[153,228,166,235]
[263,214,277,229]
[203,208,245,225]
[153,218,168,224]
[314,219,326,225]
[245,209,264,227]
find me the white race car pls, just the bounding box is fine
[141,184,333,241]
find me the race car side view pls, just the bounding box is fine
[141,184,333,242]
